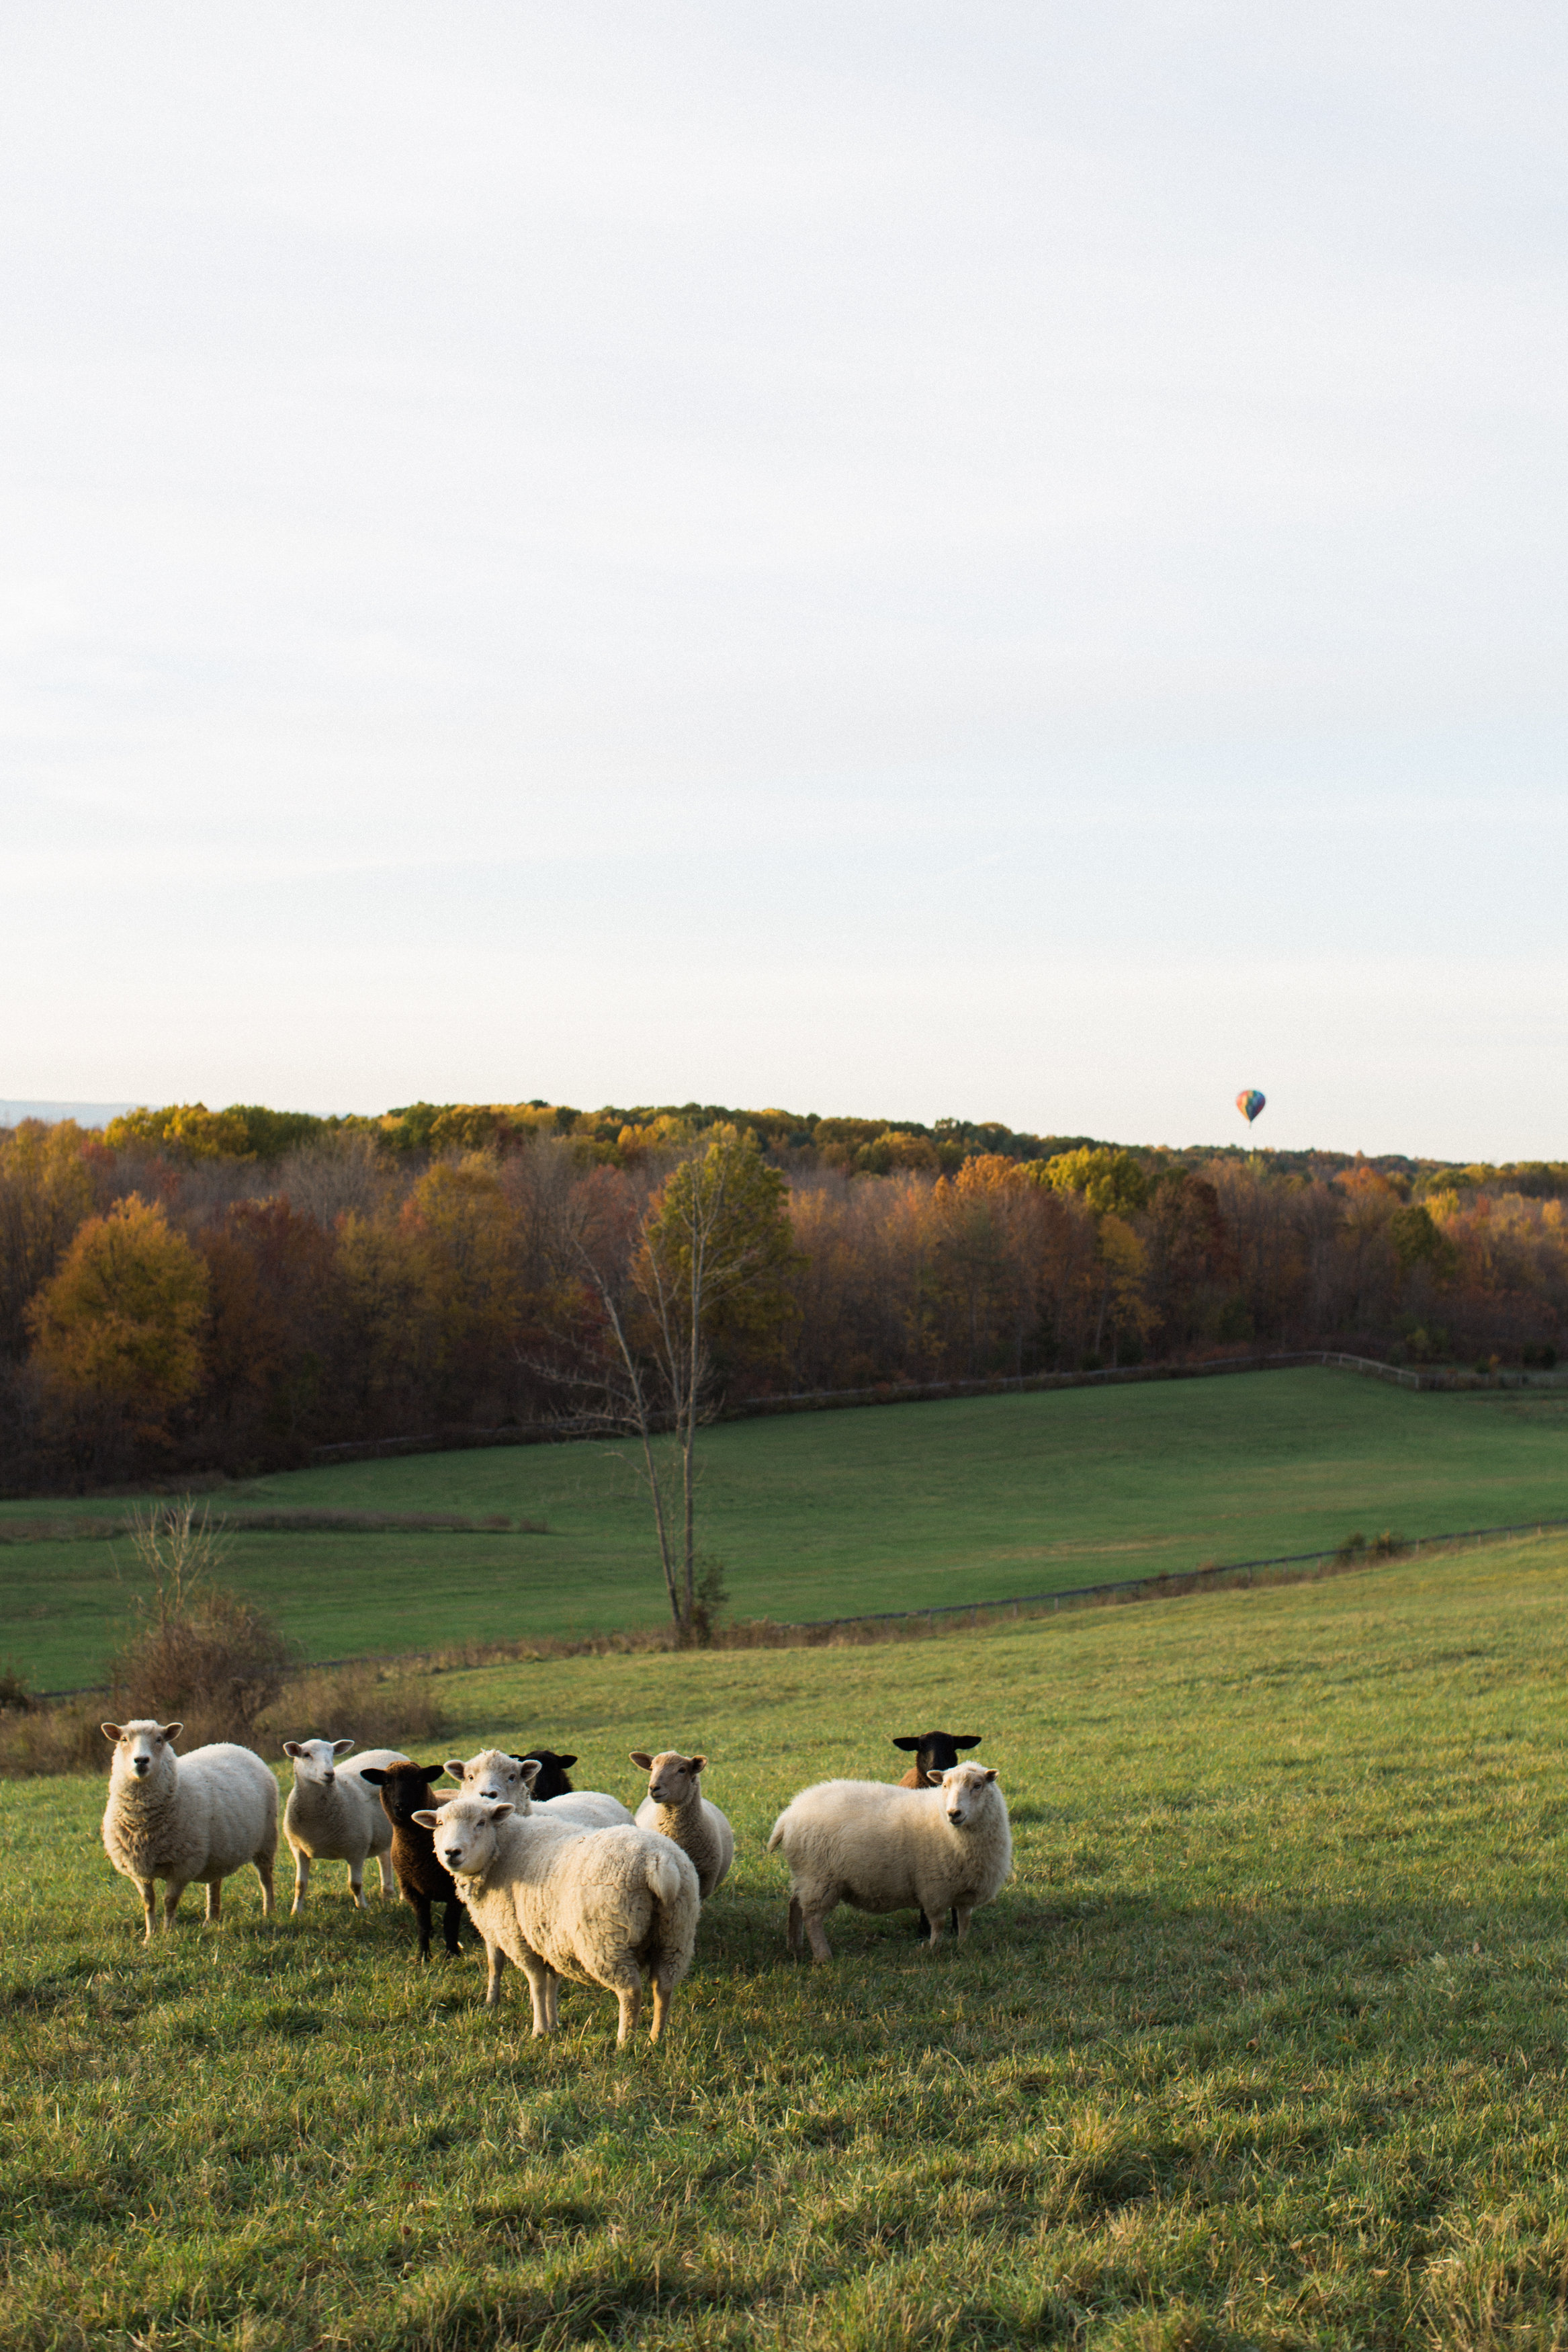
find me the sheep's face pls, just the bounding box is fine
[445,1750,541,1808]
[102,1720,181,1781]
[631,1749,705,1806]
[361,1762,445,1825]
[283,1737,354,1788]
[894,1730,981,1781]
[412,1797,511,1880]
[939,1763,1000,1829]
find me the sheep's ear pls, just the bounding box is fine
[629,1751,654,1770]
[689,1755,707,1775]
[101,1723,122,1743]
[410,1809,439,1829]
[891,1736,920,1752]
[982,1768,999,1783]
[443,1759,467,1781]
[161,1722,183,1743]
[331,1739,354,1757]
[953,1736,982,1750]
[488,1802,515,1820]
[283,1741,305,1759]
[517,1759,542,1788]
[925,1771,945,1786]
[556,1754,577,1770]
[421,1763,445,1785]
[359,1768,387,1786]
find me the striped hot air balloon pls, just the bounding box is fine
[1236,1089,1266,1125]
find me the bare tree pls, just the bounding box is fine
[534,1127,797,1640]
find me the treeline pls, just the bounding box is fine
[2,1099,1566,1494]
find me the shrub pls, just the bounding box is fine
[260,1659,447,1750]
[103,1495,298,1749]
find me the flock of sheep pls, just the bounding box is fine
[97,1719,1014,2044]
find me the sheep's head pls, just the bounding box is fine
[519,1748,576,1800]
[937,1761,1000,1828]
[631,1749,706,1807]
[412,1795,510,1880]
[894,1730,981,1781]
[283,1737,354,1787]
[361,1761,445,1824]
[443,1750,541,1808]
[102,1720,181,1781]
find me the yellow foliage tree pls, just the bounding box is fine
[104,1103,254,1161]
[27,1194,209,1435]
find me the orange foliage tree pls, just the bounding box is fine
[27,1195,209,1443]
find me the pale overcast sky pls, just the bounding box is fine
[4,3,1566,1158]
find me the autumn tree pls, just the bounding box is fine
[554,1126,798,1638]
[27,1194,209,1448]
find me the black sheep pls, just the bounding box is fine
[515,1748,577,1802]
[891,1730,983,1938]
[360,1762,464,1961]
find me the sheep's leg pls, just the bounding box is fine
[804,1913,833,1965]
[347,1857,365,1909]
[519,1956,552,2034]
[612,1972,642,2045]
[162,1881,187,1932]
[376,1850,396,1898]
[913,1910,932,1939]
[545,1973,560,2031]
[787,1895,804,1957]
[255,1853,275,1919]
[483,1941,508,2009]
[442,1898,464,1956]
[650,1972,676,2043]
[136,1880,158,1944]
[290,1850,310,1915]
[206,1878,223,1925]
[922,1905,943,1949]
[953,1906,972,1942]
[412,1892,433,1962]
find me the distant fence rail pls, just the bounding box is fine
[33,1512,1568,1699]
[308,1349,1566,1462]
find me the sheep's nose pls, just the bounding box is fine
[133,1758,148,1775]
[323,1772,335,1786]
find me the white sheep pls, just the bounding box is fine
[767,1763,1012,1962]
[101,1719,278,1943]
[631,1749,734,1900]
[281,1738,410,1912]
[413,1790,700,2044]
[443,1748,634,1831]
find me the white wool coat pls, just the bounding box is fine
[422,1797,699,2040]
[102,1724,277,1938]
[768,1771,1012,1931]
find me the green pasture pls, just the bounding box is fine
[7,1535,1568,2346]
[5,1368,1568,1690]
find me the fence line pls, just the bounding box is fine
[308,1349,1567,1462]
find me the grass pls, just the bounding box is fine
[7,1532,1568,2345]
[5,1368,1568,1689]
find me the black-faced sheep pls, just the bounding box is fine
[101,1719,277,1942]
[359,1761,464,1961]
[415,1790,700,2043]
[630,1750,734,1899]
[282,1738,410,1912]
[768,1763,1012,1963]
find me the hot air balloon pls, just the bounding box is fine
[1236,1089,1266,1125]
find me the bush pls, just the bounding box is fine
[260,1660,447,1752]
[103,1496,298,1749]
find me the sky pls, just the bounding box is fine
[3,2,1567,1161]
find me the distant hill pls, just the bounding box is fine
[0,1101,134,1129]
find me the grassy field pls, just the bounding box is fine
[4,1368,1568,1690]
[6,1533,1568,2346]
